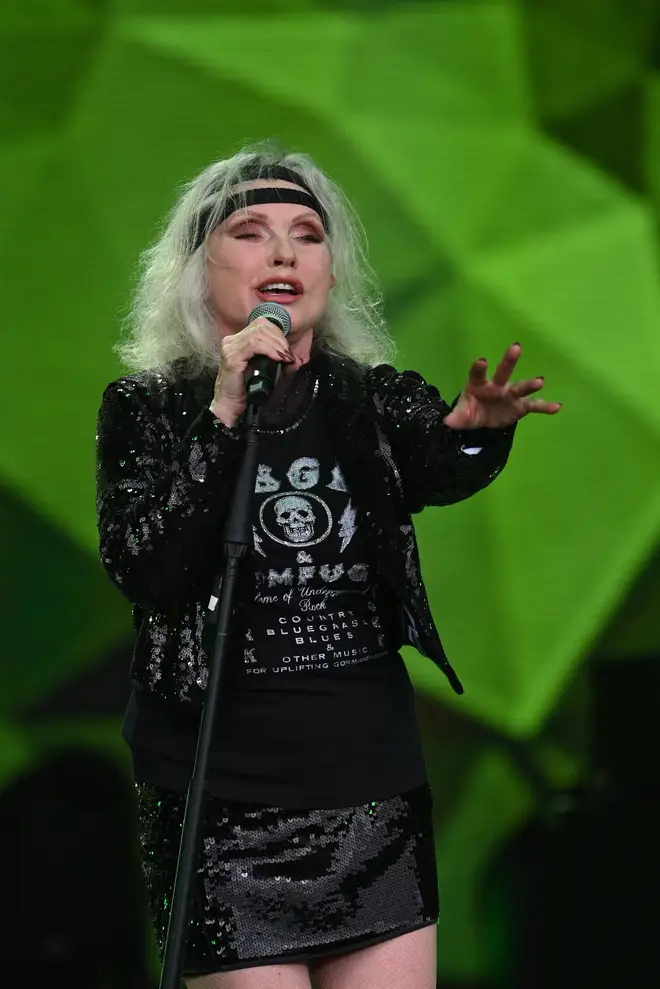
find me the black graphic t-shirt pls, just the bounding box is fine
[236,428,390,682]
[125,377,428,808]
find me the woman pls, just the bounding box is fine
[96,143,560,989]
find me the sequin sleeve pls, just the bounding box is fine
[369,365,516,514]
[95,377,243,609]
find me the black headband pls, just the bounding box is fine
[191,165,329,251]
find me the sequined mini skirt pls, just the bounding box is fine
[135,782,439,975]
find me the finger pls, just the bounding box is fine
[492,343,522,387]
[243,323,292,356]
[524,398,562,415]
[468,358,488,388]
[245,317,290,344]
[509,376,545,399]
[224,339,291,371]
[262,344,293,363]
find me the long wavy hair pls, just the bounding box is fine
[117,140,395,377]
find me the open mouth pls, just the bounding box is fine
[256,279,303,302]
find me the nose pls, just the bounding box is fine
[270,234,297,268]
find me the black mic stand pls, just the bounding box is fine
[158,380,268,989]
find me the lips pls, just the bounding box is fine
[255,277,303,304]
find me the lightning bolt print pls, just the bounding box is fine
[252,526,266,556]
[338,500,357,553]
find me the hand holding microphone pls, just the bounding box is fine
[210,303,293,426]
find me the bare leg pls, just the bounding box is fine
[313,924,437,989]
[186,962,312,989]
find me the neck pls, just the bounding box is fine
[283,326,315,375]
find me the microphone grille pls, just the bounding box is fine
[248,302,292,337]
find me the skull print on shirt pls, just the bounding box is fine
[239,431,391,679]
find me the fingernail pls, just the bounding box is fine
[478,357,487,362]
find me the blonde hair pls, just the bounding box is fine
[117,140,395,377]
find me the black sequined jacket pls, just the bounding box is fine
[95,349,515,704]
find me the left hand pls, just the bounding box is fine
[443,343,562,430]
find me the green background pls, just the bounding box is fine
[1,0,659,982]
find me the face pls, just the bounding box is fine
[205,180,334,342]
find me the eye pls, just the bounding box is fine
[295,226,324,243]
[231,222,262,240]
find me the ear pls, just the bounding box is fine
[330,273,336,288]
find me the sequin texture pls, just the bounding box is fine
[135,782,439,975]
[95,351,515,705]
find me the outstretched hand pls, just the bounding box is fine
[443,343,562,430]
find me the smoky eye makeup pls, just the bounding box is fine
[226,213,325,241]
[295,225,324,242]
[228,220,263,239]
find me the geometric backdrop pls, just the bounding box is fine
[1,0,658,982]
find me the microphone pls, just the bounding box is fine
[245,302,292,407]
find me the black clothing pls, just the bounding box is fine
[96,348,515,710]
[135,781,438,975]
[97,346,514,973]
[123,375,427,806]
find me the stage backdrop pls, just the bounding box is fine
[1,0,659,983]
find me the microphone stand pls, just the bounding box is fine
[158,396,263,989]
